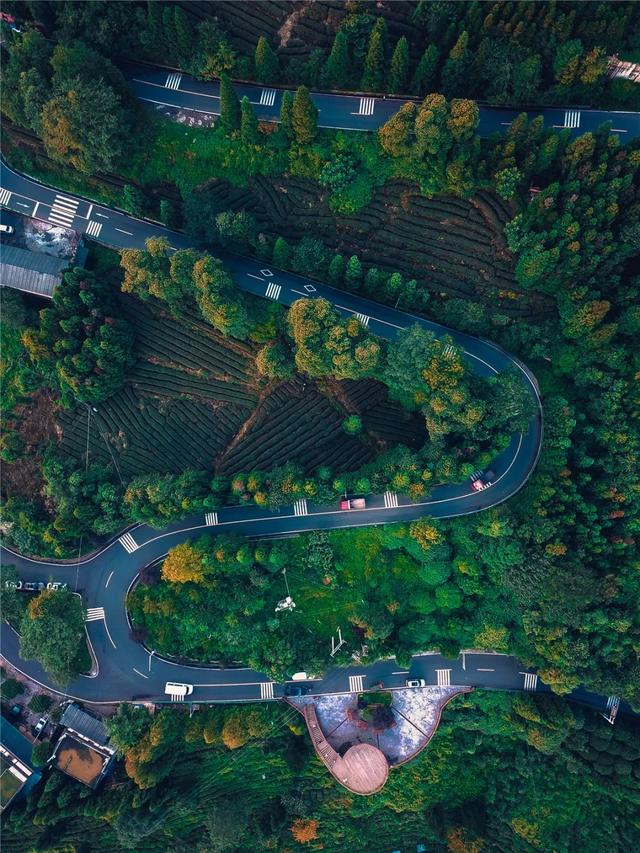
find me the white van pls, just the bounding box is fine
[165,682,193,698]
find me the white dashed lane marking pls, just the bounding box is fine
[354,97,375,116]
[86,607,105,622]
[436,669,451,687]
[260,682,275,699]
[564,109,581,128]
[86,221,103,237]
[259,89,277,107]
[49,194,79,227]
[349,675,365,692]
[119,532,139,554]
[165,72,182,90]
[293,499,308,517]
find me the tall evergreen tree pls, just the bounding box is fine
[240,96,259,144]
[361,18,387,91]
[162,5,177,60]
[279,90,294,138]
[255,36,279,83]
[291,85,318,144]
[388,36,409,93]
[219,73,240,132]
[410,43,440,95]
[174,7,192,62]
[325,31,349,89]
[441,31,472,98]
[328,253,346,285]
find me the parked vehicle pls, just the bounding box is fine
[4,580,22,590]
[340,497,366,510]
[290,671,308,681]
[33,717,47,737]
[470,470,496,492]
[405,678,427,688]
[0,223,15,234]
[46,581,68,591]
[285,684,311,697]
[164,682,193,697]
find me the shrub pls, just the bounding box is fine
[29,694,53,713]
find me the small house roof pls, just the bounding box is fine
[0,245,70,297]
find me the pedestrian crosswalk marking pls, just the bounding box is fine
[521,672,538,690]
[205,512,218,526]
[471,470,482,480]
[443,344,457,358]
[165,72,182,90]
[49,194,79,228]
[0,188,11,206]
[86,607,105,622]
[86,221,103,238]
[259,89,277,107]
[436,669,451,687]
[166,687,187,701]
[349,674,365,693]
[355,97,375,116]
[384,491,399,508]
[603,696,620,724]
[354,312,369,326]
[260,682,275,699]
[118,531,139,554]
[293,499,308,517]
[266,282,281,300]
[564,109,581,128]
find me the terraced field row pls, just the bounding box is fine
[128,363,257,406]
[218,382,373,475]
[118,296,255,383]
[58,387,247,477]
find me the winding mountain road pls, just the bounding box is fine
[123,61,640,139]
[0,162,630,720]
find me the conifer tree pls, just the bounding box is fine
[441,31,472,98]
[361,18,387,91]
[328,253,346,285]
[325,31,349,89]
[388,36,409,93]
[410,43,439,95]
[240,96,259,143]
[174,7,192,62]
[345,255,363,290]
[291,85,318,143]
[279,90,294,138]
[272,236,291,268]
[219,73,240,132]
[255,36,279,83]
[162,5,177,60]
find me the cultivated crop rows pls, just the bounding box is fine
[118,297,254,384]
[218,380,373,475]
[58,387,247,476]
[128,363,256,406]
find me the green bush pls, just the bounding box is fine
[0,678,22,701]
[29,694,53,714]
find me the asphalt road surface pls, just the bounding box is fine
[122,60,640,138]
[0,161,631,721]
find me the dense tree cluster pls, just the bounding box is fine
[22,267,134,405]
[2,33,135,172]
[3,690,638,851]
[19,588,87,684]
[121,238,251,338]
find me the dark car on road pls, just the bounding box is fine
[284,684,311,697]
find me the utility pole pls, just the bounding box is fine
[275,568,296,612]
